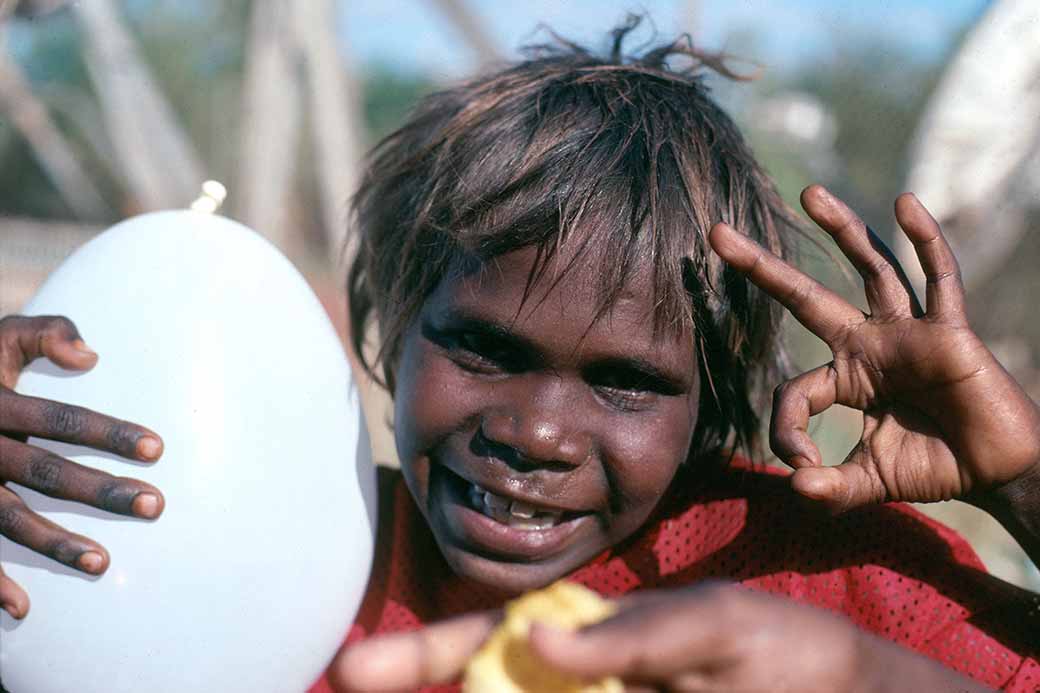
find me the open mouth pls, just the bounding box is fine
[466,481,574,531]
[436,465,595,561]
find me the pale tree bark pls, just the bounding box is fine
[293,1,399,466]
[235,0,303,255]
[429,0,501,69]
[899,0,1040,295]
[72,0,205,211]
[295,0,365,266]
[0,32,108,220]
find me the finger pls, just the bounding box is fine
[801,185,922,317]
[0,315,97,389]
[328,610,500,692]
[527,587,735,681]
[0,436,164,519]
[893,193,966,320]
[0,389,163,462]
[770,364,837,468]
[0,564,30,619]
[0,484,110,575]
[709,222,863,344]
[790,442,886,514]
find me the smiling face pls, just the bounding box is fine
[392,243,700,594]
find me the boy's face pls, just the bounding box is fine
[393,242,699,594]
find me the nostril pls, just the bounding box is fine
[471,427,528,469]
[472,425,587,473]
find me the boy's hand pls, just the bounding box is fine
[0,315,165,620]
[709,185,1040,514]
[328,584,987,692]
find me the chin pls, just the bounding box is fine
[437,543,595,595]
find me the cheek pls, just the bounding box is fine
[393,334,478,468]
[606,395,699,509]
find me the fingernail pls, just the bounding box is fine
[71,339,97,357]
[136,436,162,460]
[78,551,104,573]
[3,603,20,619]
[132,492,161,519]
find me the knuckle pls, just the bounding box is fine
[96,479,136,514]
[41,401,87,437]
[0,315,22,333]
[0,504,25,535]
[861,257,891,279]
[26,453,64,494]
[45,537,81,566]
[768,431,790,457]
[927,267,961,285]
[106,424,140,455]
[42,315,78,339]
[784,278,815,307]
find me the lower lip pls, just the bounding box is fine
[435,467,593,561]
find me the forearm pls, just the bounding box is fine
[858,631,993,693]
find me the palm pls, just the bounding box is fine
[710,186,1040,512]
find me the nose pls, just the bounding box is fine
[479,383,593,471]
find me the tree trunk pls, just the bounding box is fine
[429,0,501,69]
[0,40,108,220]
[235,0,303,255]
[295,0,365,267]
[73,0,205,211]
[898,0,1040,295]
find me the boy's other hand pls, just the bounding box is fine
[709,186,1040,515]
[0,315,165,620]
[328,584,988,692]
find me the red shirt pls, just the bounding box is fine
[310,464,1040,692]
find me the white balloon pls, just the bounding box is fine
[0,211,376,693]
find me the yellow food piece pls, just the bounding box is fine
[463,581,623,693]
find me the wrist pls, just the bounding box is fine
[968,459,1040,562]
[969,458,1040,516]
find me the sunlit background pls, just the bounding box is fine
[1,0,1038,590]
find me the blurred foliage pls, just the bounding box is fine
[789,44,943,232]
[360,64,435,144]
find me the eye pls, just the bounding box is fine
[586,365,681,412]
[422,320,527,375]
[452,331,522,372]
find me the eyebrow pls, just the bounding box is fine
[425,308,691,391]
[424,309,542,356]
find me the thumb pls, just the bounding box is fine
[328,610,498,693]
[0,316,97,389]
[790,444,886,514]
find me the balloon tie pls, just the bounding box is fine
[190,180,228,214]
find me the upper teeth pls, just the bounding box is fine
[469,483,562,529]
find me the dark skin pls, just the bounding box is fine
[0,187,1037,690]
[0,315,165,619]
[329,186,1040,691]
[392,236,698,595]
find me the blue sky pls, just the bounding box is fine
[341,0,991,78]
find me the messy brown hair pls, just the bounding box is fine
[348,17,799,463]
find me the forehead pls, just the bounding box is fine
[426,243,696,369]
